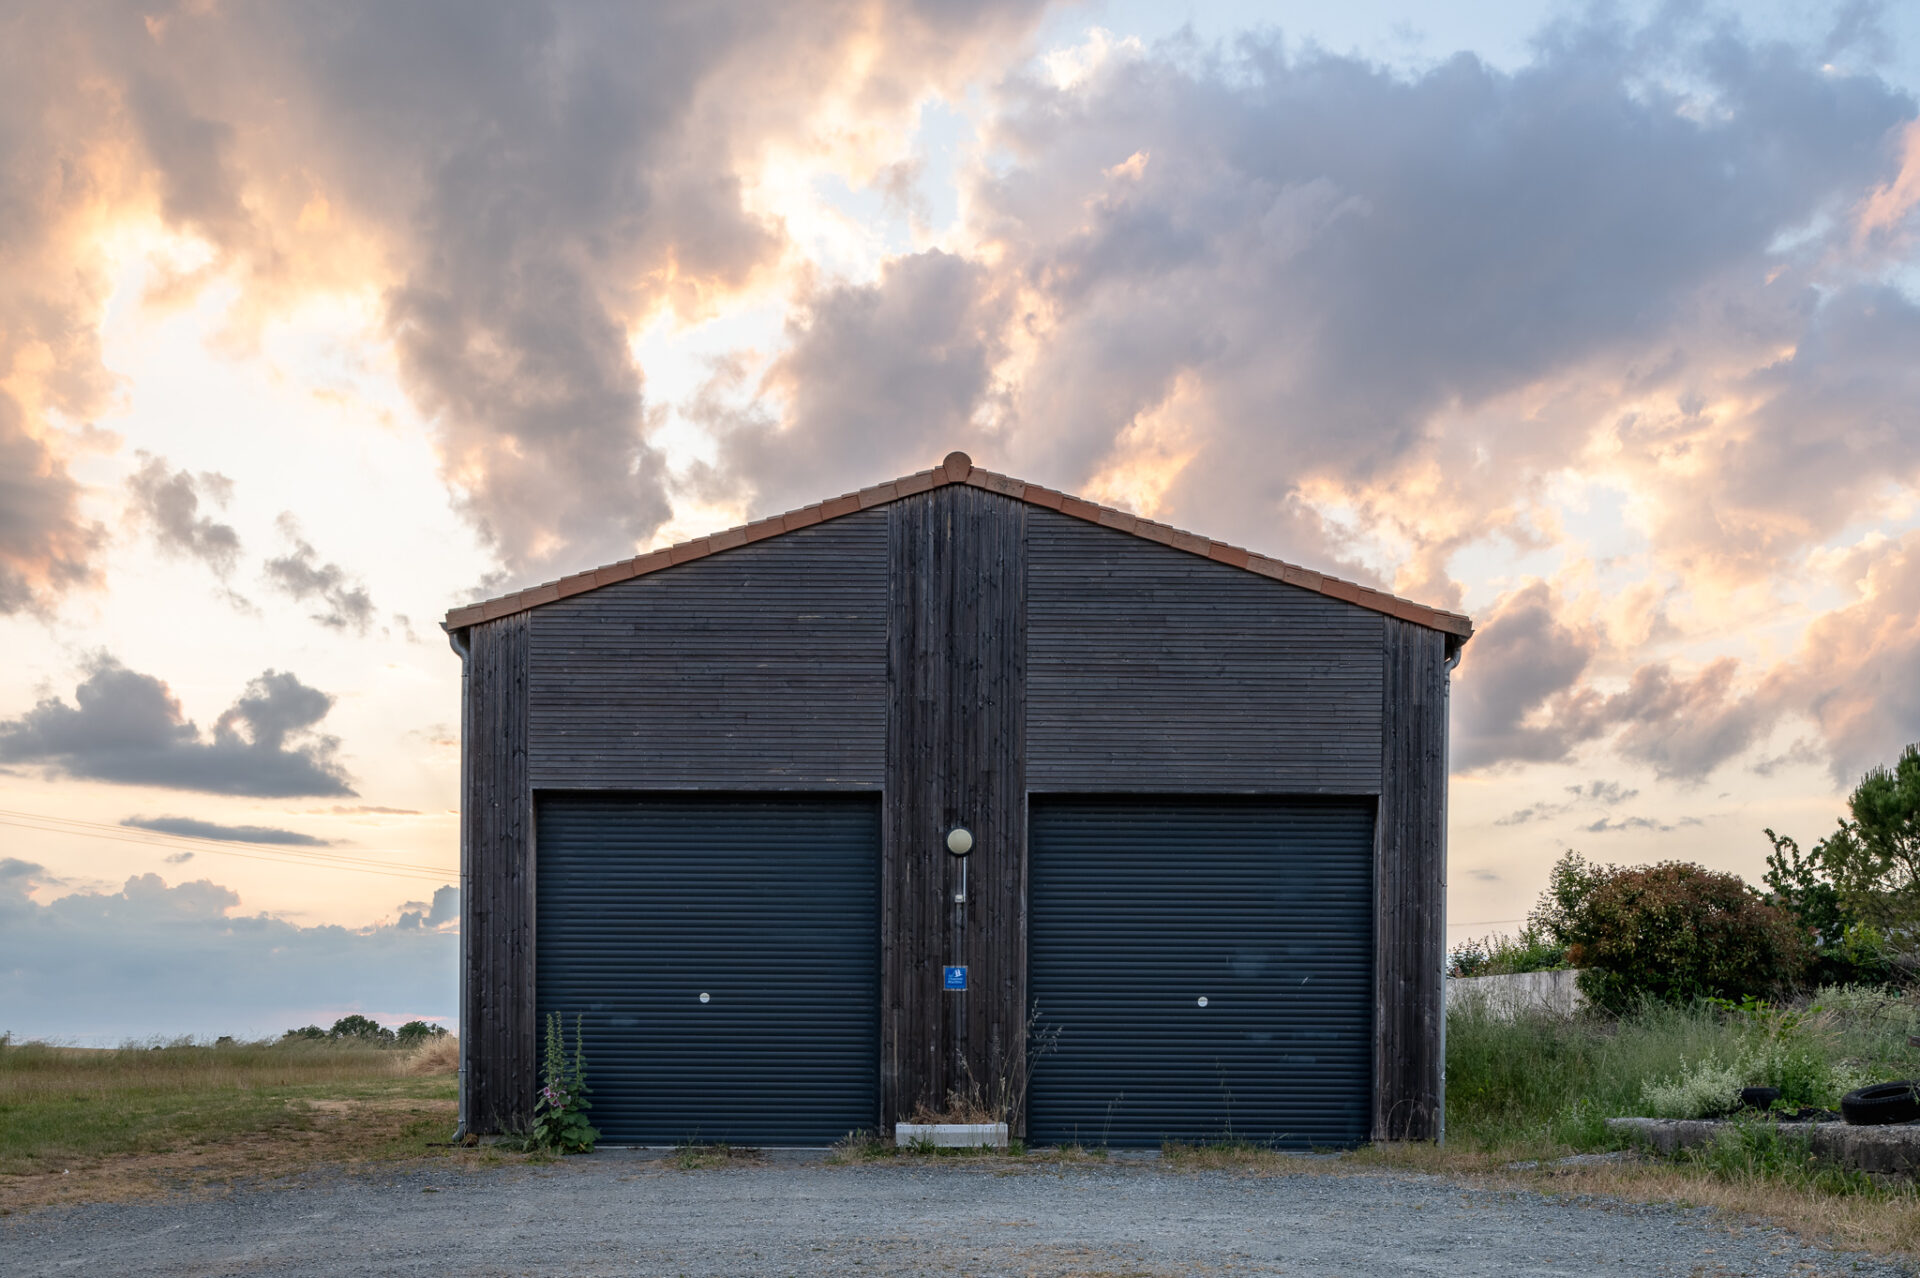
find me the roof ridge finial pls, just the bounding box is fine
[941,451,973,480]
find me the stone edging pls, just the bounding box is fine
[1606,1116,1920,1176]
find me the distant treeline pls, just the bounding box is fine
[282,1014,448,1046]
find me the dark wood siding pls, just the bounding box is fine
[524,512,889,789]
[883,486,1029,1129]
[1373,616,1449,1141]
[459,487,1457,1142]
[1026,510,1384,793]
[461,611,535,1134]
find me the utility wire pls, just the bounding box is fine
[0,808,452,883]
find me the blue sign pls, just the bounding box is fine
[943,965,968,991]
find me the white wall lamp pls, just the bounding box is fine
[947,826,973,906]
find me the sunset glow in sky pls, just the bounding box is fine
[4,0,1920,1041]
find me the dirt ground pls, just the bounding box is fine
[4,1146,1915,1278]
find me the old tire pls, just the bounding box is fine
[1739,1086,1781,1111]
[1840,1081,1920,1126]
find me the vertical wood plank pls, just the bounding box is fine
[462,611,534,1134]
[1373,617,1448,1141]
[882,486,1028,1133]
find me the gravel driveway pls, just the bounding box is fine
[2,1150,1909,1277]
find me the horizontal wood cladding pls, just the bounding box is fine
[524,512,889,789]
[1026,510,1385,793]
[883,486,1029,1130]
[462,612,535,1134]
[1373,616,1449,1142]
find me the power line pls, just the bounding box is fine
[0,808,453,884]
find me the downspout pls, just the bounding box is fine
[446,623,472,1141]
[1436,637,1459,1143]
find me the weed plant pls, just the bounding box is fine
[1444,985,1919,1154]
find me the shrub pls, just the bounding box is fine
[395,1020,447,1047]
[281,1025,327,1041]
[1762,742,1920,977]
[1642,1053,1746,1118]
[1448,927,1568,978]
[327,1015,396,1045]
[1563,861,1810,1012]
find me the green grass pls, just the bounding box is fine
[0,1039,457,1180]
[1444,985,1920,1154]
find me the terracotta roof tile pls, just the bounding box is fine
[1168,529,1211,556]
[1057,495,1103,522]
[443,450,1473,640]
[819,493,860,520]
[966,469,1025,498]
[668,539,710,565]
[742,516,785,543]
[894,469,937,497]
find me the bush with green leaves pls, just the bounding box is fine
[1763,740,1920,978]
[1448,927,1568,978]
[533,1013,599,1154]
[325,1014,396,1044]
[395,1020,447,1047]
[1540,857,1809,1011]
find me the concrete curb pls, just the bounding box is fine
[1606,1116,1920,1176]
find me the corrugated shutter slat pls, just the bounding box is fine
[1028,798,1374,1148]
[536,794,880,1144]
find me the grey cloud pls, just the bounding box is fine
[1604,659,1774,780]
[1451,582,1600,769]
[1567,781,1638,806]
[123,816,332,847]
[263,516,374,631]
[60,2,1046,588]
[1454,581,1779,778]
[397,884,460,932]
[164,851,193,864]
[126,453,242,578]
[0,863,455,1043]
[1768,528,1920,784]
[0,10,116,616]
[0,655,355,797]
[1494,779,1638,826]
[708,250,1010,514]
[704,14,1916,599]
[0,395,103,615]
[1584,814,1706,834]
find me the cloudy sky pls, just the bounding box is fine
[3,0,1918,1042]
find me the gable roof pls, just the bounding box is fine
[443,451,1474,640]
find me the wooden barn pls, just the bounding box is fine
[444,452,1471,1147]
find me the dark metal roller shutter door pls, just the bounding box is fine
[1028,797,1374,1148]
[536,793,879,1144]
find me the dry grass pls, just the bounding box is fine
[0,1037,524,1212]
[1352,1140,1920,1258]
[402,1034,460,1076]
